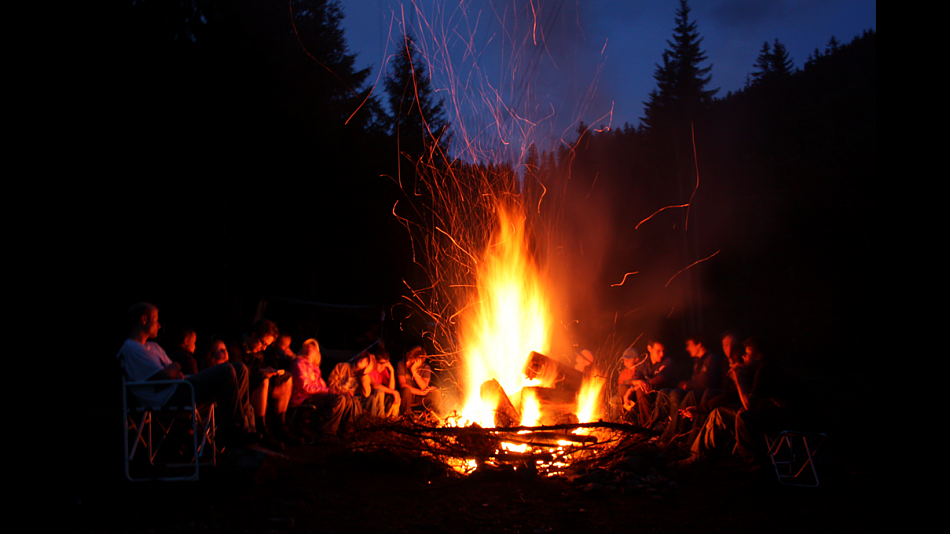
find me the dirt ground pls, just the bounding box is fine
[76,424,876,534]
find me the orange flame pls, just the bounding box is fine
[457,205,552,427]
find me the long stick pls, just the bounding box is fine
[385,421,654,436]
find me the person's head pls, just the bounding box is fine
[170,326,197,353]
[621,346,639,369]
[276,334,293,355]
[685,335,706,358]
[404,340,427,363]
[247,319,279,352]
[647,339,666,364]
[721,331,741,364]
[742,337,764,365]
[127,302,160,339]
[200,337,229,368]
[353,351,376,372]
[575,350,594,371]
[298,338,321,365]
[375,348,390,365]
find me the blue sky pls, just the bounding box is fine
[335,0,875,159]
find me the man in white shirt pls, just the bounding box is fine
[117,302,256,447]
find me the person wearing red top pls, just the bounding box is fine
[290,339,359,437]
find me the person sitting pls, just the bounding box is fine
[116,302,257,448]
[721,330,744,367]
[289,339,360,437]
[732,337,811,474]
[626,339,676,427]
[329,351,378,416]
[367,348,400,417]
[199,336,230,371]
[228,320,296,449]
[266,333,297,372]
[164,325,198,375]
[652,334,723,432]
[396,341,444,418]
[609,346,640,421]
[678,336,765,465]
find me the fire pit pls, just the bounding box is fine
[351,415,655,479]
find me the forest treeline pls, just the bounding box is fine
[111,0,874,375]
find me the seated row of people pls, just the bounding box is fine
[614,332,810,473]
[117,302,445,452]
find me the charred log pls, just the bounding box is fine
[479,379,520,428]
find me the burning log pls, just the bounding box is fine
[502,432,598,447]
[521,386,579,426]
[479,379,520,428]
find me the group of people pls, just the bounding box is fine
[117,302,444,452]
[612,332,810,472]
[118,301,807,474]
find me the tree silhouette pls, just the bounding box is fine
[641,0,717,135]
[289,0,387,132]
[750,39,795,87]
[384,33,450,160]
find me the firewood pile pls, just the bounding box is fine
[348,414,673,492]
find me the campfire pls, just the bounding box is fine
[372,5,653,478]
[451,206,604,430]
[382,188,650,477]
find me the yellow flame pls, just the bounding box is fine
[575,375,606,425]
[458,205,551,427]
[520,388,542,427]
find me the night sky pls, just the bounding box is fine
[337,0,875,156]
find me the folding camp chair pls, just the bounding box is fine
[123,378,216,481]
[765,430,826,487]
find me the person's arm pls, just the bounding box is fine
[149,362,183,381]
[650,359,674,389]
[409,359,432,390]
[631,379,652,393]
[398,362,430,395]
[373,364,399,395]
[729,366,751,411]
[385,362,396,391]
[258,366,281,379]
[360,372,373,397]
[622,386,636,409]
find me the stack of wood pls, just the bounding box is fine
[478,351,587,428]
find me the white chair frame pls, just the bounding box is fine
[765,430,826,487]
[123,378,216,481]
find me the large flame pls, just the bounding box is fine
[457,205,551,427]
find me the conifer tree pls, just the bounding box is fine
[825,36,841,55]
[290,0,387,131]
[384,33,450,159]
[770,40,794,77]
[641,0,717,134]
[750,38,794,86]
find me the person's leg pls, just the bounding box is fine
[400,387,415,415]
[654,388,685,434]
[634,389,656,426]
[268,377,301,444]
[689,406,738,457]
[423,387,444,417]
[185,362,258,446]
[187,362,243,427]
[251,378,269,434]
